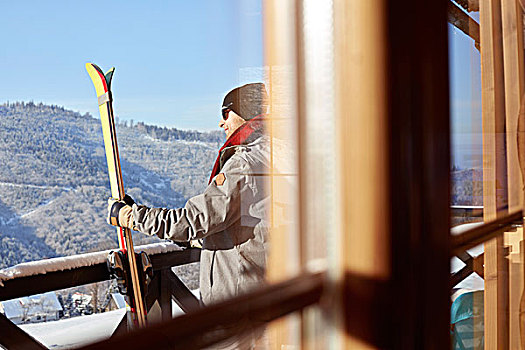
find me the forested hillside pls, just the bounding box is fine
[0,102,223,268]
[451,168,483,206]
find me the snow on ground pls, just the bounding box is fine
[21,195,68,218]
[17,289,199,349]
[141,134,218,149]
[20,309,126,349]
[450,222,484,236]
[175,139,218,149]
[172,289,200,318]
[0,181,74,220]
[450,222,485,291]
[0,182,72,191]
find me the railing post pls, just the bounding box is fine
[160,269,173,322]
[111,314,129,338]
[0,313,48,350]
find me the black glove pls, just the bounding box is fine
[122,194,135,207]
[107,197,135,230]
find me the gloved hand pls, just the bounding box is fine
[107,197,136,230]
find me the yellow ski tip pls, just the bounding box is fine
[86,63,108,94]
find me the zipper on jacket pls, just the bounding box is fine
[209,250,217,288]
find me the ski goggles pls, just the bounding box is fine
[221,103,233,120]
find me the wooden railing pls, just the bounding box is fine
[450,210,523,288]
[78,272,325,350]
[451,211,522,255]
[0,244,325,350]
[0,246,201,349]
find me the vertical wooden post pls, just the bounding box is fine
[520,240,525,348]
[502,0,525,212]
[386,0,451,348]
[480,0,510,348]
[334,0,450,348]
[263,1,301,349]
[160,269,172,323]
[263,0,300,286]
[0,313,47,350]
[507,228,525,349]
[501,1,525,346]
[334,1,390,349]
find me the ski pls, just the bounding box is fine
[85,63,147,328]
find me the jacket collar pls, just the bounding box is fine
[208,114,266,184]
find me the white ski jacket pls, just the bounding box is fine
[132,135,270,306]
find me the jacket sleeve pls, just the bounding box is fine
[132,156,253,241]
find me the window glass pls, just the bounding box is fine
[0,0,267,346]
[449,10,483,227]
[448,7,486,348]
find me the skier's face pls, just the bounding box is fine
[219,110,246,139]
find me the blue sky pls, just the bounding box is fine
[0,0,263,131]
[448,21,482,169]
[1,0,480,168]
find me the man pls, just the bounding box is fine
[107,83,270,307]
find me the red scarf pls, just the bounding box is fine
[208,114,266,184]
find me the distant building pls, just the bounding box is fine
[71,292,92,314]
[0,291,63,324]
[102,293,127,312]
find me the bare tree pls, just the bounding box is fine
[89,281,111,313]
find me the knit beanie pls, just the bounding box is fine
[222,83,268,120]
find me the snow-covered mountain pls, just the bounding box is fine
[0,102,223,268]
